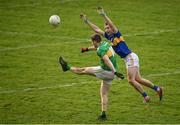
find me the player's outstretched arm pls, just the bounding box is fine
[80,13,104,36]
[97,7,118,33]
[81,46,96,53]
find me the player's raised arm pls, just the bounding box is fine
[80,13,104,36]
[97,7,118,33]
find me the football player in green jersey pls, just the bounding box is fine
[59,34,124,120]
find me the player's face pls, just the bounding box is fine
[104,25,113,35]
[92,41,98,48]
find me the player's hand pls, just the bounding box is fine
[114,72,124,80]
[81,48,89,53]
[97,6,106,16]
[80,13,87,21]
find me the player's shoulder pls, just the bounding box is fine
[114,30,122,36]
[97,42,109,54]
[99,41,110,50]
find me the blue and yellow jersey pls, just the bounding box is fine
[104,31,131,58]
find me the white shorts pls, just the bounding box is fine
[123,52,140,69]
[90,66,115,84]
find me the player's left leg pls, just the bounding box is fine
[135,70,163,100]
[135,68,154,88]
[98,80,110,120]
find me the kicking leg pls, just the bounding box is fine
[59,56,95,76]
[70,67,95,76]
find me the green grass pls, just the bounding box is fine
[0,0,180,124]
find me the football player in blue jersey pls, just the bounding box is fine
[80,7,163,103]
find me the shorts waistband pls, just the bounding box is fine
[123,52,133,59]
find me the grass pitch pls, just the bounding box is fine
[0,0,180,124]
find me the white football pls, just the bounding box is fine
[49,15,61,26]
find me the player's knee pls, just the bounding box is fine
[128,79,136,85]
[102,101,107,106]
[83,68,92,74]
[101,92,106,96]
[101,90,108,96]
[76,68,85,74]
[135,78,142,83]
[73,68,85,74]
[135,75,143,82]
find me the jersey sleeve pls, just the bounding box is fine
[114,30,122,38]
[104,32,110,40]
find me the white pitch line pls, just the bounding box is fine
[0,70,179,94]
[0,0,79,10]
[124,29,180,37]
[0,42,64,52]
[0,30,89,42]
[60,0,79,3]
[0,3,40,8]
[0,81,94,94]
[0,44,42,51]
[0,28,179,52]
[1,28,179,41]
[145,70,180,77]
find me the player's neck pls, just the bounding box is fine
[97,42,102,47]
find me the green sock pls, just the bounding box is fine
[102,111,106,116]
[67,64,71,70]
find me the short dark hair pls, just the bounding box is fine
[91,34,101,43]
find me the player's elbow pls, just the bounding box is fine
[93,28,101,34]
[128,79,136,85]
[102,56,108,62]
[94,29,100,34]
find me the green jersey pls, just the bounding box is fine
[97,41,118,71]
